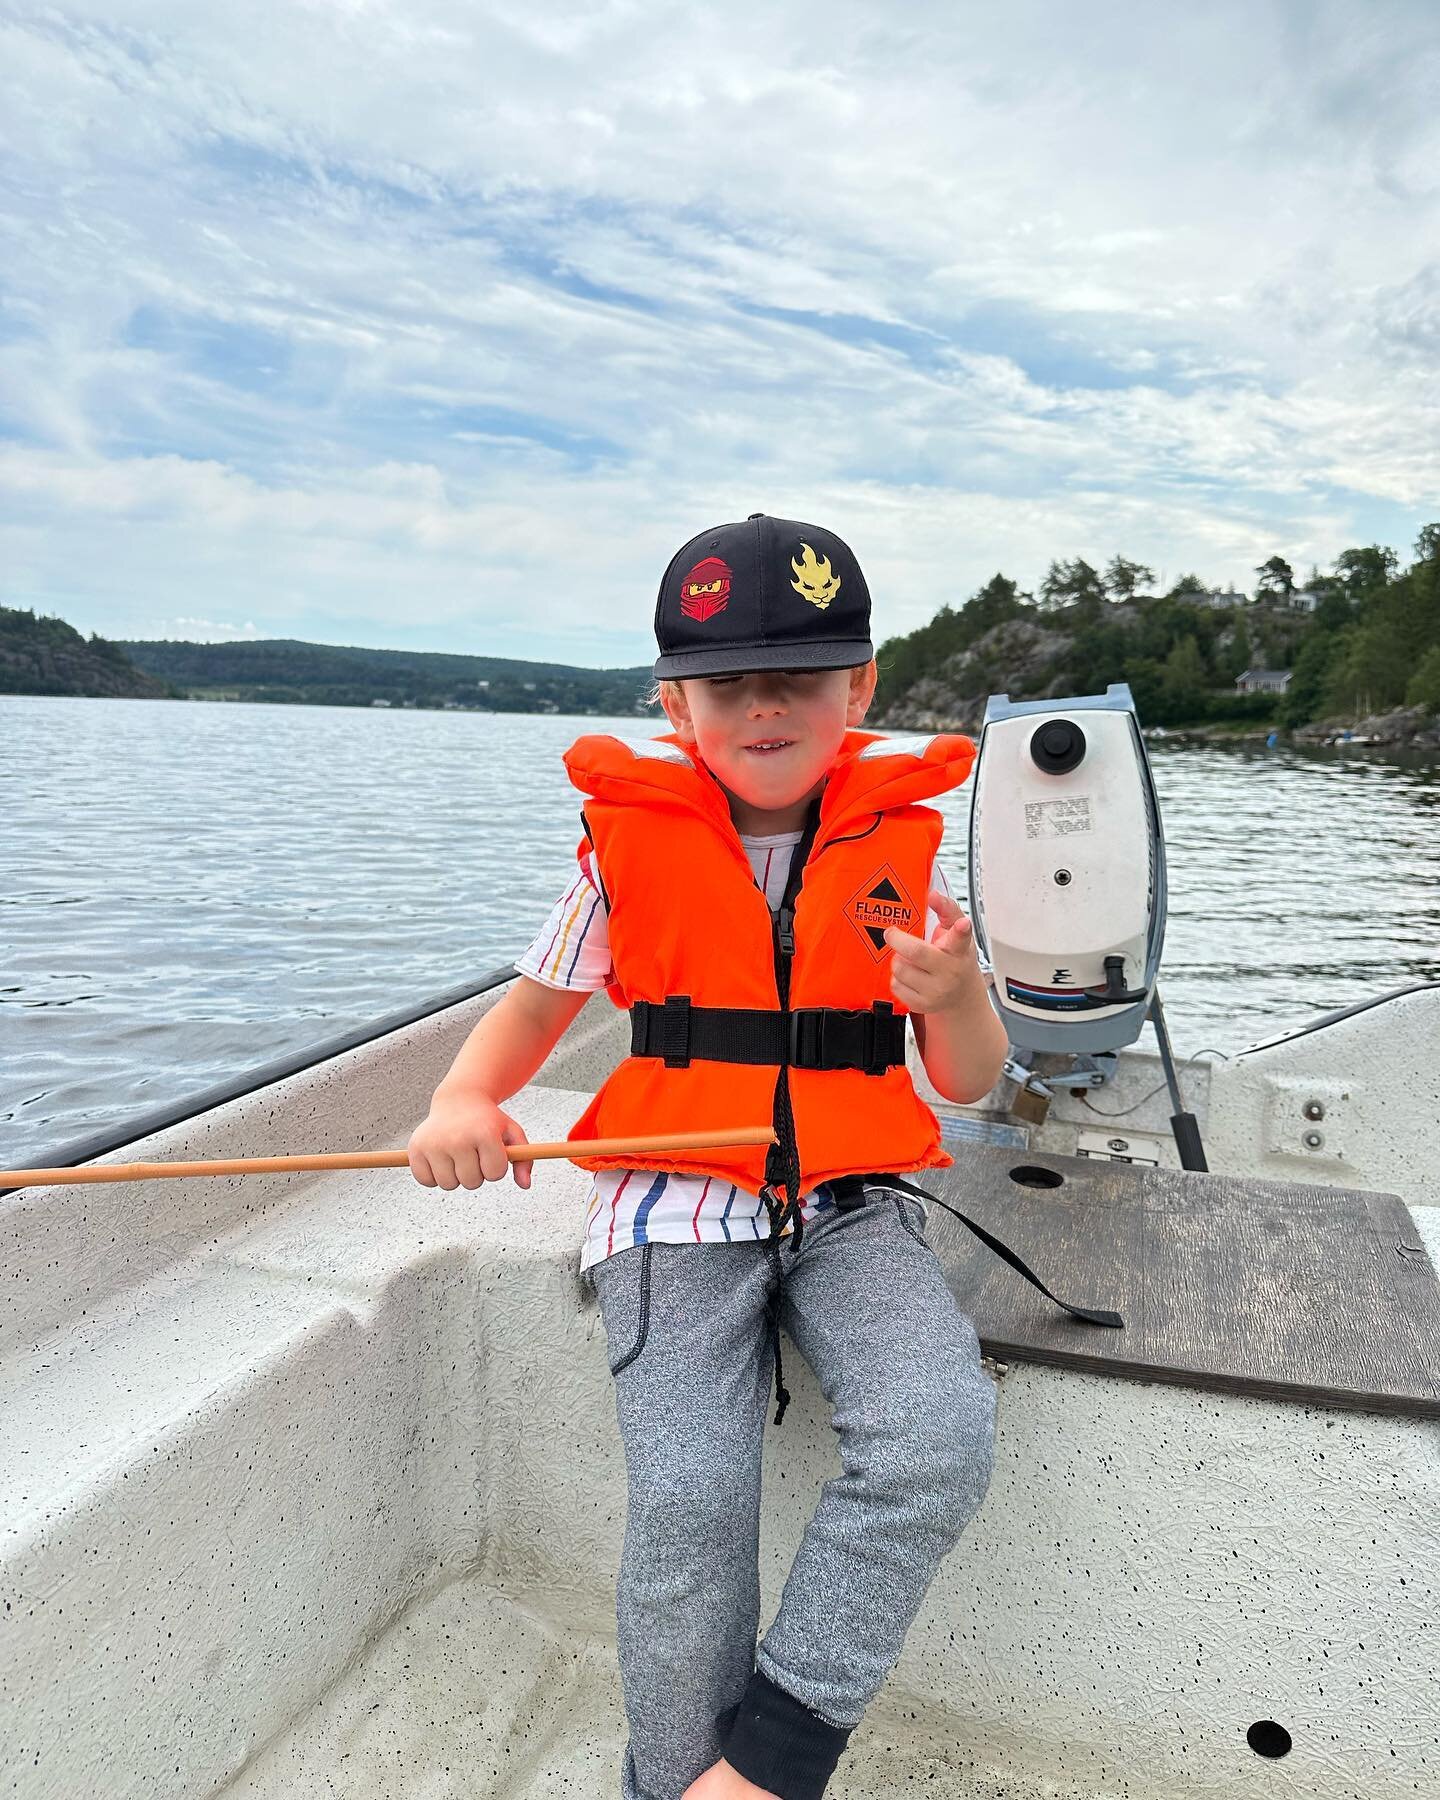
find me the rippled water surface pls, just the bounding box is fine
[5,695,1439,1165]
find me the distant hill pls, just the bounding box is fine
[119,636,654,715]
[0,606,176,699]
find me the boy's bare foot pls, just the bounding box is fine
[680,1755,781,1800]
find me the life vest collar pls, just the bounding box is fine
[564,728,977,851]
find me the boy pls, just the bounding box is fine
[409,513,1009,1800]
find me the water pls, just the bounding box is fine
[4,695,1439,1166]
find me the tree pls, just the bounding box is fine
[1405,645,1440,713]
[1103,555,1155,601]
[964,573,1026,635]
[1167,573,1207,597]
[1122,655,1167,724]
[1321,617,1411,721]
[1312,585,1354,631]
[1320,557,1440,719]
[1278,628,1346,730]
[1220,617,1252,684]
[1333,545,1398,597]
[1036,560,1068,612]
[1413,523,1440,565]
[1159,634,1208,719]
[1254,555,1295,599]
[1067,621,1132,695]
[1039,557,1106,623]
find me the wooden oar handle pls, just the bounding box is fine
[0,1126,778,1189]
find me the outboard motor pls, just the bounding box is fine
[967,682,1206,1170]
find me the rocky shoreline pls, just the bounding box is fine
[876,703,1440,752]
[874,612,1440,754]
[874,610,1440,751]
[1145,704,1440,750]
[1,606,174,700]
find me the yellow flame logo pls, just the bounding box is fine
[790,542,842,610]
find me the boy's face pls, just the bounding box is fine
[661,662,877,817]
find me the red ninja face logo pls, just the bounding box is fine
[679,556,732,623]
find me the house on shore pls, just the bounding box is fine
[1235,668,1292,694]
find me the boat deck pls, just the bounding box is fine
[221,1576,1057,1799]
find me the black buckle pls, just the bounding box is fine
[788,1004,894,1075]
[828,1174,871,1212]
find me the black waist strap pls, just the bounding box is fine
[630,997,904,1075]
[851,1171,1125,1331]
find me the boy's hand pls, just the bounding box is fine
[407,1090,533,1191]
[884,888,982,1015]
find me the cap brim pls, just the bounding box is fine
[653,639,874,679]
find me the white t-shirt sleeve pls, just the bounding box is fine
[514,855,615,991]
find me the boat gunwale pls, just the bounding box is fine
[2,964,520,1196]
[1233,976,1440,1057]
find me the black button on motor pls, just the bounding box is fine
[1030,718,1086,774]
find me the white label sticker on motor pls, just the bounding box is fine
[1024,796,1092,838]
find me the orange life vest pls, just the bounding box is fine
[561,726,977,1200]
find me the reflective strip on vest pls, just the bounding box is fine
[625,739,691,764]
[855,733,941,760]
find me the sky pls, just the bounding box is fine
[2,0,1439,666]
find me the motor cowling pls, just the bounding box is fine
[967,682,1167,1054]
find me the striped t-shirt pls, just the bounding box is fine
[516,827,951,1272]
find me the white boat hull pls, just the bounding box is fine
[2,981,1437,1798]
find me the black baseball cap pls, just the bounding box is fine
[653,512,874,679]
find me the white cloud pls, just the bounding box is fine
[1,0,1438,653]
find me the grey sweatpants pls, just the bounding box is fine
[587,1182,998,1800]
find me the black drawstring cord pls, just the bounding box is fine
[762,1242,790,1426]
[759,1180,804,1424]
[757,792,822,1427]
[758,1014,810,1426]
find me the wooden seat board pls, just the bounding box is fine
[914,1147,1440,1419]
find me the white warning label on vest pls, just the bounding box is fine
[1024,796,1093,839]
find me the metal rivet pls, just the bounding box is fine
[1302,1130,1323,1150]
[1303,1100,1325,1121]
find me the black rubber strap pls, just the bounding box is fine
[875,1171,1124,1330]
